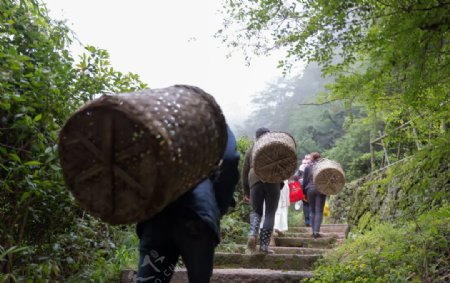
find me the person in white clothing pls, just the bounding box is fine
[274,180,290,233]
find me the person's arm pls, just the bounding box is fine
[241,145,252,198]
[302,164,312,190]
[213,126,240,217]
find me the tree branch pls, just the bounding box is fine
[298,96,403,106]
[298,98,341,106]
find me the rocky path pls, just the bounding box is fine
[121,224,348,282]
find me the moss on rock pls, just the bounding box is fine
[330,132,450,231]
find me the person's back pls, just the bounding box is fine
[136,126,240,282]
[242,127,283,254]
[302,152,326,238]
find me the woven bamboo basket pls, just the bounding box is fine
[251,132,297,183]
[313,159,346,195]
[58,85,227,224]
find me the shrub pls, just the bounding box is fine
[309,206,450,282]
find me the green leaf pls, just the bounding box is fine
[0,246,28,261]
[24,160,42,166]
[33,113,42,122]
[1,101,11,111]
[50,164,60,171]
[20,191,31,202]
[9,153,21,163]
[0,163,8,171]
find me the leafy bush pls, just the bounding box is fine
[220,209,250,246]
[219,136,252,247]
[309,206,450,282]
[0,0,145,281]
[231,137,252,223]
[0,213,139,282]
[330,130,450,230]
[288,205,303,227]
[64,220,139,283]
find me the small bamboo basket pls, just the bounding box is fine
[313,159,346,195]
[58,85,227,224]
[251,132,297,183]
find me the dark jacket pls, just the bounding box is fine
[242,144,260,197]
[136,126,240,242]
[302,160,318,193]
[211,126,240,216]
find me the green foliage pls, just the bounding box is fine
[324,118,386,181]
[64,219,138,283]
[0,0,146,280]
[220,210,250,245]
[212,137,253,252]
[1,0,80,277]
[219,0,449,163]
[74,45,147,100]
[387,132,450,219]
[288,205,303,226]
[218,137,254,244]
[309,206,450,282]
[219,0,449,106]
[239,63,353,159]
[2,215,138,282]
[232,137,252,221]
[236,136,252,157]
[331,131,450,231]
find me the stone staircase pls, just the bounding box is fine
[121,224,348,282]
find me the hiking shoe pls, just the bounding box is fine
[313,233,322,239]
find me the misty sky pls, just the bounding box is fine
[44,0,299,128]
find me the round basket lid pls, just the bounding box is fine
[252,131,297,183]
[58,85,227,224]
[313,159,346,195]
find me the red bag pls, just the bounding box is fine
[289,181,304,204]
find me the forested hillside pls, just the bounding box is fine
[222,0,450,182]
[236,62,375,181]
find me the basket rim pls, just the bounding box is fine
[254,130,297,147]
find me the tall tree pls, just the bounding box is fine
[242,63,349,159]
[218,0,449,137]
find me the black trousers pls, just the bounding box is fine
[136,208,217,283]
[303,200,310,225]
[250,181,281,230]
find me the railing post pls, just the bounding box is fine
[379,130,390,167]
[370,132,375,172]
[412,127,421,149]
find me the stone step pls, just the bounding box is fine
[119,223,350,282]
[235,236,336,248]
[172,268,314,283]
[121,268,314,283]
[214,252,320,271]
[281,232,345,239]
[289,224,349,234]
[218,244,328,255]
[120,251,322,283]
[275,236,337,248]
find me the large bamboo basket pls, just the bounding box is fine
[313,159,346,195]
[252,132,297,183]
[58,85,227,224]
